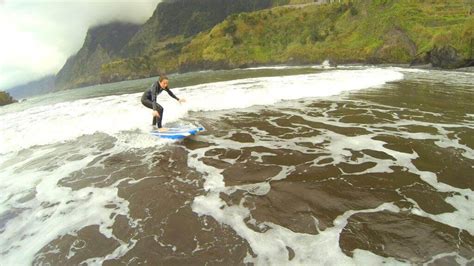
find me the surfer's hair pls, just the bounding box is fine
[159,75,169,82]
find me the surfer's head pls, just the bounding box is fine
[159,75,169,89]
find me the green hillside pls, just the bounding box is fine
[100,0,472,82]
[101,0,474,82]
[178,0,473,69]
[57,0,277,90]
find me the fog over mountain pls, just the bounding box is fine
[0,0,160,90]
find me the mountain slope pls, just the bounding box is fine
[122,0,276,57]
[54,0,277,90]
[99,0,472,83]
[99,0,278,84]
[56,0,473,91]
[55,22,141,90]
[7,75,56,99]
[177,0,473,70]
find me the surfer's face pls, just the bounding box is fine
[160,79,169,88]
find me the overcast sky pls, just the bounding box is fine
[0,0,160,90]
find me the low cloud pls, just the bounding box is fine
[0,0,160,90]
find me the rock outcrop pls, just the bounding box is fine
[429,45,469,69]
[0,91,17,106]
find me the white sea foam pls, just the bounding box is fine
[0,146,131,265]
[190,119,474,264]
[279,103,474,235]
[186,122,409,264]
[2,67,473,264]
[0,68,403,155]
[190,149,405,265]
[187,82,473,264]
[0,68,407,264]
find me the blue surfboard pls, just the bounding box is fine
[150,126,204,140]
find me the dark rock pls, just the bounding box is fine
[410,52,430,66]
[429,45,467,69]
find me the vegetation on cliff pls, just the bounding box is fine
[57,0,277,90]
[99,0,473,83]
[60,0,473,89]
[177,0,473,70]
[0,91,17,106]
[123,0,277,57]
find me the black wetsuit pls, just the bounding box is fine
[141,81,179,128]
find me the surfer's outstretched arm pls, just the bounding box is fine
[166,89,185,103]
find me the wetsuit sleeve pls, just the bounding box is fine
[166,88,180,101]
[151,82,158,110]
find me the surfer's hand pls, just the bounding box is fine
[179,98,186,104]
[152,111,160,117]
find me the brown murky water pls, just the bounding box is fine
[1,67,473,265]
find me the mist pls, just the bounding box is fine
[0,0,161,90]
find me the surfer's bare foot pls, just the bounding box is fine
[158,128,169,132]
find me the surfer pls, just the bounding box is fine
[141,75,185,131]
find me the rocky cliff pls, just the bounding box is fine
[123,0,276,57]
[56,0,277,90]
[56,0,473,91]
[55,22,141,90]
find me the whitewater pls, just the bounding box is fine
[0,68,402,154]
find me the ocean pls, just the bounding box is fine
[0,65,473,265]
